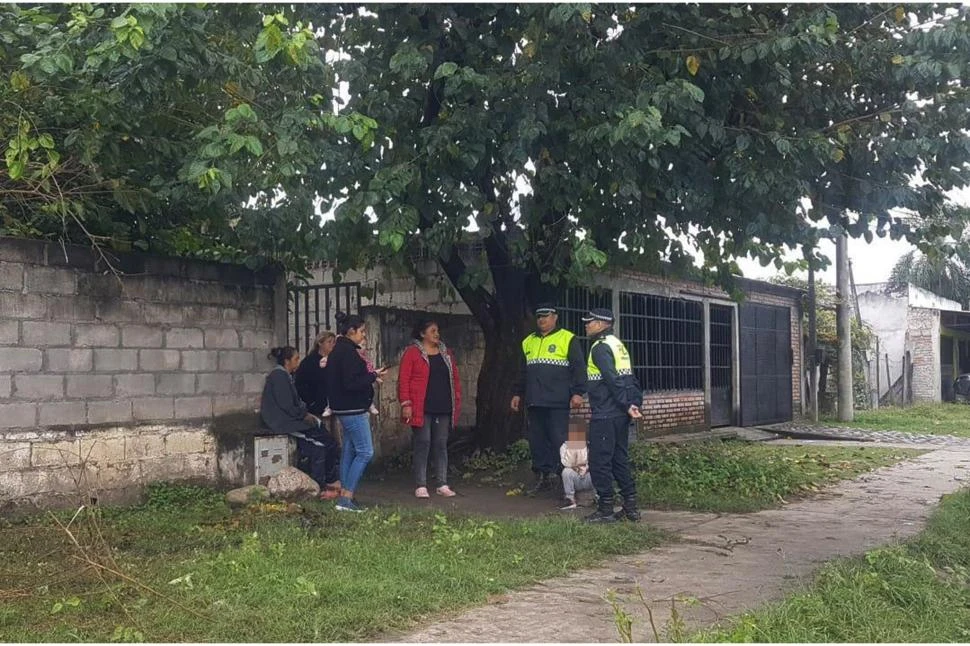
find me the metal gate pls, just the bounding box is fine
[739,303,793,426]
[287,282,361,355]
[709,304,734,426]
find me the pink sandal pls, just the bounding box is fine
[436,485,456,497]
[415,487,430,499]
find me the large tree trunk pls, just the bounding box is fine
[475,324,527,449]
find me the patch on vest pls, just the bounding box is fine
[548,344,557,353]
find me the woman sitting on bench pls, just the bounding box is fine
[260,346,341,499]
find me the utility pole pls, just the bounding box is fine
[836,229,854,421]
[806,247,819,423]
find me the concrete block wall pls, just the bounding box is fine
[0,237,283,509]
[0,422,219,510]
[306,260,470,316]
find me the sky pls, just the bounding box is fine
[736,185,970,287]
[735,233,916,287]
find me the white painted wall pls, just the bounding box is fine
[856,289,909,397]
[908,285,961,311]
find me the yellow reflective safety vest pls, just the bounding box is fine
[587,334,633,381]
[587,333,639,419]
[518,328,580,407]
[522,328,574,369]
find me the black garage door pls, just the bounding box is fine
[739,303,793,426]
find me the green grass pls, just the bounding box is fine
[695,488,970,642]
[822,402,970,438]
[632,442,920,513]
[0,487,663,642]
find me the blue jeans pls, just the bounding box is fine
[338,413,373,496]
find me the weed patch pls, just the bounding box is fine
[461,438,531,479]
[695,488,970,642]
[632,442,918,513]
[0,497,662,642]
[142,481,225,511]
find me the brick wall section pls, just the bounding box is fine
[907,306,940,402]
[641,390,706,435]
[0,237,280,430]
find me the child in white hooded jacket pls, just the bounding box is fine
[559,424,594,510]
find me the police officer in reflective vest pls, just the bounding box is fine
[511,303,586,495]
[582,308,643,523]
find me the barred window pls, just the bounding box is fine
[554,286,613,343]
[620,292,703,391]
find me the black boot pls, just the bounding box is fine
[614,497,641,522]
[585,500,618,524]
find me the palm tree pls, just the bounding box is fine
[888,250,970,308]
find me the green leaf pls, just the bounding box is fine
[129,28,145,50]
[37,134,54,149]
[54,53,73,73]
[434,62,459,80]
[8,160,24,180]
[9,70,29,91]
[244,136,263,156]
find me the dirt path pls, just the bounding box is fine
[392,446,970,643]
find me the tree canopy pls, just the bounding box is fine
[316,3,970,444]
[2,4,969,446]
[0,3,369,271]
[889,249,970,306]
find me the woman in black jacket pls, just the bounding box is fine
[294,330,336,416]
[260,346,340,499]
[326,312,387,512]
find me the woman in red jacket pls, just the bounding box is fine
[398,317,462,498]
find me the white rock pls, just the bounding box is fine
[266,466,319,500]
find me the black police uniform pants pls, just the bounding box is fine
[527,406,569,476]
[588,415,636,505]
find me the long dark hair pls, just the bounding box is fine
[411,317,438,341]
[335,311,365,335]
[268,346,298,365]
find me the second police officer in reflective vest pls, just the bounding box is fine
[511,303,586,495]
[581,308,643,523]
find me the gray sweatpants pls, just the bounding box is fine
[413,414,450,487]
[561,468,593,499]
